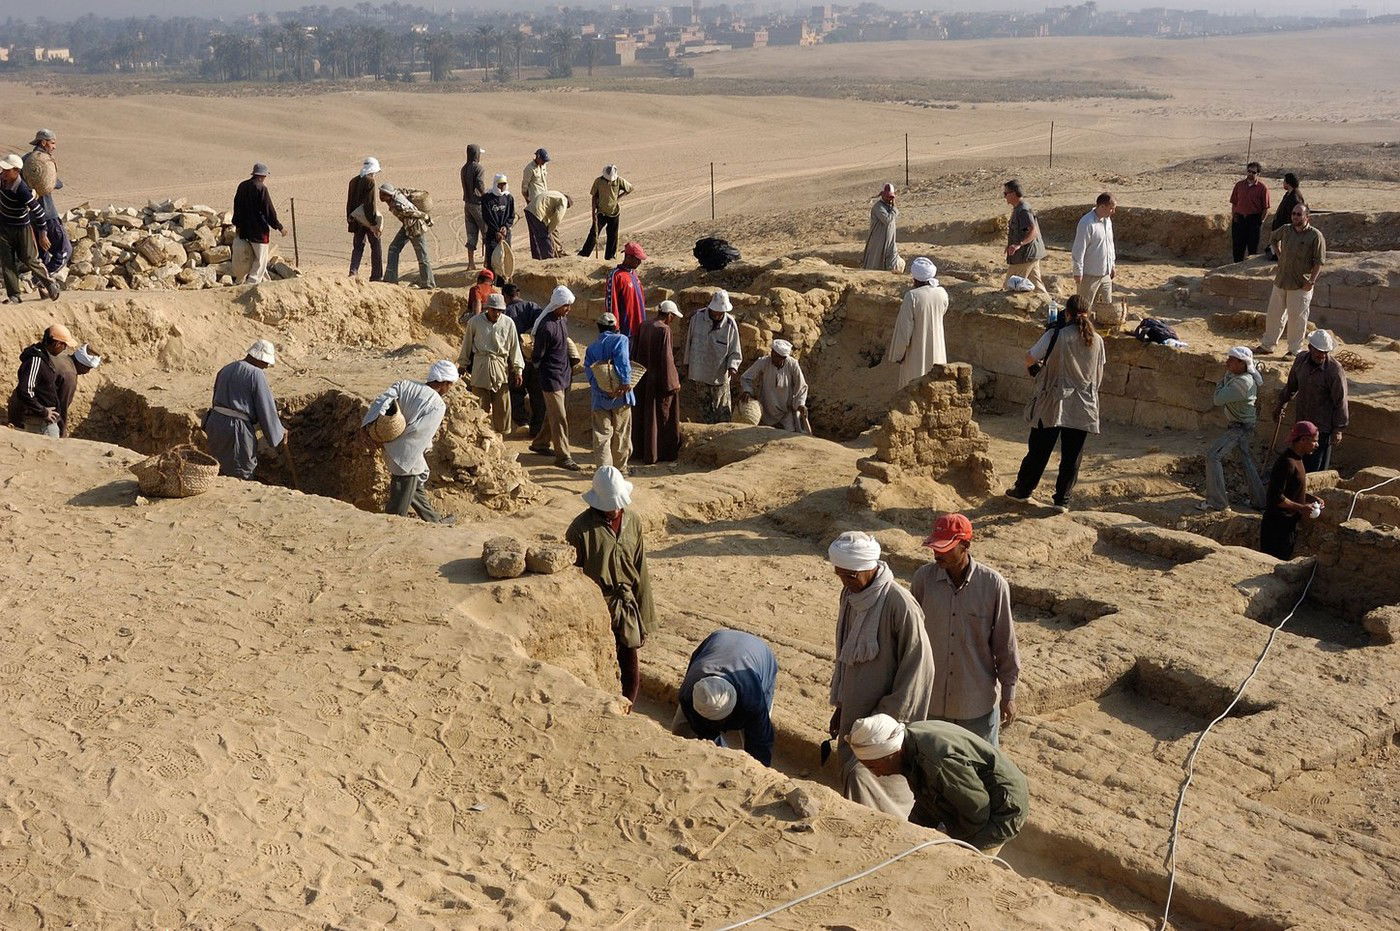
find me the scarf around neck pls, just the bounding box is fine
[830,561,895,703]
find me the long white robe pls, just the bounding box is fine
[889,284,949,389]
[740,356,809,431]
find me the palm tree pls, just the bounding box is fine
[509,31,526,80]
[426,33,457,82]
[283,21,310,81]
[548,28,576,79]
[474,25,496,82]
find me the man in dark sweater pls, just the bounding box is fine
[8,324,72,436]
[231,163,286,285]
[530,285,580,471]
[502,282,545,433]
[0,153,59,303]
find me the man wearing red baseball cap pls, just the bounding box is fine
[910,513,1021,747]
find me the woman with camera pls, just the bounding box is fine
[1006,295,1106,512]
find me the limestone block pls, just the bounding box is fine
[525,543,575,575]
[856,457,899,483]
[1362,605,1400,645]
[1326,284,1377,313]
[483,536,527,579]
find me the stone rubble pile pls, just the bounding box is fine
[62,198,300,292]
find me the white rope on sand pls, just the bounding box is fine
[714,837,1012,930]
[1158,474,1400,931]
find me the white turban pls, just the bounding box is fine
[848,714,906,760]
[658,300,682,318]
[771,339,793,357]
[1308,329,1335,352]
[543,285,576,315]
[360,156,381,177]
[603,164,619,181]
[493,173,509,188]
[426,359,459,384]
[583,465,633,511]
[910,257,936,282]
[692,676,737,721]
[74,344,102,369]
[246,339,276,366]
[707,290,733,314]
[828,531,880,571]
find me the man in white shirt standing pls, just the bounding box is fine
[1071,193,1116,313]
[361,360,460,524]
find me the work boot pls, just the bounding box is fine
[558,459,582,472]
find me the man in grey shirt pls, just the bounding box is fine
[910,513,1020,746]
[1003,179,1048,296]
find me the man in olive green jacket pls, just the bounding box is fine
[566,466,655,707]
[849,714,1028,854]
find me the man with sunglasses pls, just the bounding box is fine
[1229,162,1270,262]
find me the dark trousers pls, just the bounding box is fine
[386,472,444,522]
[40,216,70,274]
[1302,431,1334,473]
[524,211,553,259]
[1012,423,1089,506]
[523,363,546,437]
[613,627,641,703]
[1259,510,1299,560]
[579,213,620,260]
[349,227,382,279]
[1231,212,1264,262]
[0,224,52,297]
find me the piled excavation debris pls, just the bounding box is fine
[62,198,299,292]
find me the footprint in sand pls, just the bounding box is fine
[183,828,217,849]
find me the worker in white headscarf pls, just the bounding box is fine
[347,156,382,280]
[203,339,286,480]
[849,713,1029,854]
[360,360,459,524]
[739,338,809,432]
[682,290,742,424]
[888,256,949,390]
[672,629,779,766]
[827,531,935,817]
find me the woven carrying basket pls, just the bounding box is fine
[129,444,220,498]
[368,400,406,444]
[732,397,762,426]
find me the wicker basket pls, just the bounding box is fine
[367,400,406,444]
[733,397,762,426]
[129,444,220,498]
[590,360,648,393]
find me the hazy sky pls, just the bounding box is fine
[8,0,1385,21]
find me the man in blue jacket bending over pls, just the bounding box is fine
[672,629,779,766]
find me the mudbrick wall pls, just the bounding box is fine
[870,362,995,494]
[1199,251,1400,340]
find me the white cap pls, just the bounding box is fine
[848,714,906,761]
[427,359,459,383]
[1308,330,1335,352]
[0,154,23,172]
[771,339,793,357]
[598,311,618,327]
[544,285,576,314]
[246,339,276,365]
[361,156,381,176]
[603,164,619,181]
[911,257,937,282]
[378,182,397,194]
[493,173,509,187]
[74,344,102,368]
[583,465,633,511]
[706,290,733,314]
[692,676,738,721]
[828,530,880,571]
[658,300,682,318]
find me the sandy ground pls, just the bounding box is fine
[2,25,1396,271]
[1,23,1398,930]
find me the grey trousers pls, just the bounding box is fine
[387,471,444,522]
[934,707,1000,748]
[1205,422,1266,509]
[22,416,60,437]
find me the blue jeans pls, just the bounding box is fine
[385,229,434,287]
[935,707,1000,747]
[1205,422,1266,509]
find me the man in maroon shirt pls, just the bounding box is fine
[1229,161,1270,262]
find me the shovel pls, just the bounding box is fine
[283,432,301,491]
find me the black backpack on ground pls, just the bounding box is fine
[694,237,741,271]
[1133,318,1179,345]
